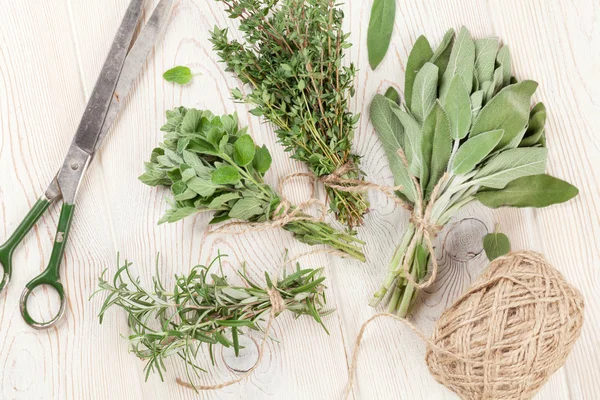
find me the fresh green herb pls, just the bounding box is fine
[209,0,369,228]
[94,253,330,390]
[140,107,365,261]
[367,0,396,70]
[483,230,511,260]
[163,66,194,85]
[369,27,579,317]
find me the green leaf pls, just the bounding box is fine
[229,197,264,220]
[252,145,272,174]
[420,102,451,196]
[384,87,401,105]
[187,177,220,197]
[475,174,578,208]
[370,95,416,202]
[470,80,538,150]
[451,129,504,175]
[440,26,475,100]
[520,102,546,147]
[483,232,511,260]
[473,147,547,189]
[181,109,203,133]
[474,38,499,84]
[211,166,241,185]
[163,66,193,85]
[470,90,484,122]
[410,62,439,124]
[367,0,396,70]
[233,135,256,166]
[444,75,471,140]
[430,28,455,80]
[208,193,241,209]
[405,36,433,110]
[391,107,422,177]
[164,207,198,224]
[496,46,512,87]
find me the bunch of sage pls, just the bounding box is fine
[139,108,365,261]
[94,253,330,390]
[369,27,579,317]
[209,0,369,229]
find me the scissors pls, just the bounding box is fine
[0,0,173,329]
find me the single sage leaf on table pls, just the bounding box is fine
[483,232,511,260]
[475,174,579,208]
[405,36,433,110]
[367,0,396,70]
[163,66,194,85]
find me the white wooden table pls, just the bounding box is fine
[1,1,598,399]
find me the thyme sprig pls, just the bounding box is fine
[94,253,331,390]
[210,0,369,228]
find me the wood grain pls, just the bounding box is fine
[1,0,598,399]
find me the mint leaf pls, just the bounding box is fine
[253,145,272,174]
[163,66,194,85]
[233,135,256,166]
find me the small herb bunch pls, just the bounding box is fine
[209,0,369,228]
[370,27,579,317]
[139,107,365,261]
[94,253,330,389]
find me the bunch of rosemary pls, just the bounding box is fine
[370,27,579,317]
[209,0,368,228]
[139,107,365,261]
[94,253,330,389]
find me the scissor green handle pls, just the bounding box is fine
[0,198,52,294]
[19,203,75,329]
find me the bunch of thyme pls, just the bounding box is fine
[210,0,369,228]
[139,107,365,261]
[94,253,330,390]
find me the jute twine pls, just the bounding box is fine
[345,251,585,400]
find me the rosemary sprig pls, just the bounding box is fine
[209,0,369,228]
[94,253,331,390]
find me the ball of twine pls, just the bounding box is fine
[426,251,584,400]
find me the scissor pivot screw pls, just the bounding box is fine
[71,163,79,170]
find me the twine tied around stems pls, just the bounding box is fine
[344,251,585,400]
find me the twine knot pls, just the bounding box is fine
[267,287,286,316]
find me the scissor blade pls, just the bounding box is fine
[73,0,146,155]
[93,0,174,154]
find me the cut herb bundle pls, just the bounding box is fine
[369,27,579,317]
[94,253,330,389]
[139,108,365,261]
[210,0,369,228]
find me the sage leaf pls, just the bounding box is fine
[451,129,504,175]
[475,174,579,208]
[411,62,439,124]
[474,38,499,84]
[420,102,451,196]
[367,0,396,70]
[470,80,538,150]
[370,95,416,202]
[212,166,241,185]
[520,103,546,147]
[496,46,512,87]
[163,66,194,85]
[252,145,273,174]
[483,232,511,260]
[229,197,264,220]
[440,26,475,100]
[405,36,433,110]
[473,147,547,189]
[391,107,422,176]
[444,75,471,139]
[384,87,401,105]
[470,90,484,122]
[233,135,256,166]
[430,28,455,80]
